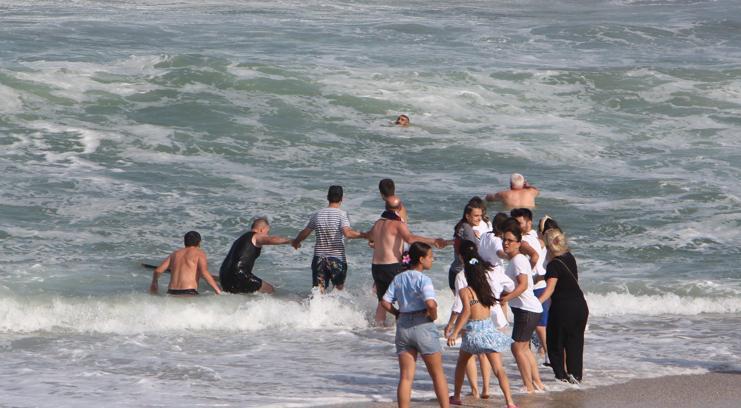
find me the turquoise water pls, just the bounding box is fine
[1,1,740,406]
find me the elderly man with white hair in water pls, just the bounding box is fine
[486,173,539,210]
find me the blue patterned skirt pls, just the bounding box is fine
[461,318,513,354]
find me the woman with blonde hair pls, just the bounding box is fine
[537,228,589,384]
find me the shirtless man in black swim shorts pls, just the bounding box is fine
[219,217,292,294]
[368,198,447,325]
[150,231,222,296]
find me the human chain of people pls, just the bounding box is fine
[149,174,587,408]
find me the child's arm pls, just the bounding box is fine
[380,300,399,318]
[447,289,471,346]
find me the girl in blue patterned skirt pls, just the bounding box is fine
[447,240,517,407]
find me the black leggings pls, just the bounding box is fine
[546,301,589,381]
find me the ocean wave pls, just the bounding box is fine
[586,291,741,316]
[0,292,370,334]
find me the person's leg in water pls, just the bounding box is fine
[375,302,388,326]
[478,354,492,398]
[525,343,545,391]
[452,350,473,403]
[511,341,536,393]
[397,349,417,408]
[535,325,548,361]
[485,351,516,407]
[421,351,451,408]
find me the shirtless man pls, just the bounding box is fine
[379,178,408,222]
[219,217,292,295]
[368,198,446,325]
[485,173,539,209]
[150,231,222,296]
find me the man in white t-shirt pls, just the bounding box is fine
[292,186,368,292]
[512,208,549,363]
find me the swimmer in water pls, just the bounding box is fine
[395,114,410,127]
[150,231,222,296]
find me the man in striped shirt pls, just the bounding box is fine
[292,185,368,292]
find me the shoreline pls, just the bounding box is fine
[326,371,741,408]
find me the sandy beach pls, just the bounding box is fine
[331,372,741,408]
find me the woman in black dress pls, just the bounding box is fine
[537,228,589,384]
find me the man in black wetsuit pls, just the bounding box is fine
[219,217,292,294]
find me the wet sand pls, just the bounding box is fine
[329,372,741,408]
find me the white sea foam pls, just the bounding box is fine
[587,291,741,317]
[0,292,370,334]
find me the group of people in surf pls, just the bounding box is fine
[150,173,589,408]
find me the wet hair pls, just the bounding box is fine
[538,215,560,235]
[467,196,490,224]
[379,178,395,198]
[453,203,478,235]
[395,114,409,124]
[327,185,343,203]
[251,217,270,230]
[184,231,201,247]
[510,207,533,221]
[510,173,525,189]
[544,228,569,254]
[501,218,522,242]
[408,242,432,267]
[492,212,510,235]
[459,239,498,307]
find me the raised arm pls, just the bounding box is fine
[342,226,368,240]
[255,235,292,246]
[150,255,171,293]
[398,223,445,248]
[292,227,313,249]
[197,252,221,295]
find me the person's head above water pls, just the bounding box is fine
[184,231,201,247]
[327,185,343,204]
[251,216,270,233]
[379,178,395,199]
[394,114,410,127]
[510,173,526,189]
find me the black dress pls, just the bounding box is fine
[545,252,589,381]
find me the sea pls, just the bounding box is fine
[1,0,740,406]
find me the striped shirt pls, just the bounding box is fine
[306,207,351,260]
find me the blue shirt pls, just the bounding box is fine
[382,270,437,313]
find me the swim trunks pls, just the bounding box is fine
[311,256,347,288]
[167,288,199,296]
[371,263,404,301]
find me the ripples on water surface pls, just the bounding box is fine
[1,1,740,406]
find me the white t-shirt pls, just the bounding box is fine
[473,219,492,236]
[478,233,506,270]
[504,254,543,313]
[522,229,547,290]
[451,268,514,328]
